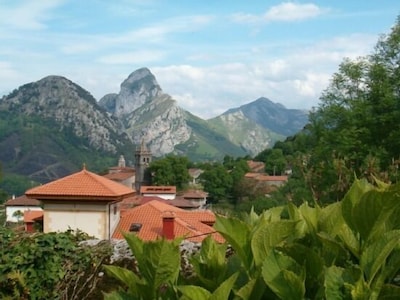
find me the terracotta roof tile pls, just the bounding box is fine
[140,186,176,194]
[5,195,41,206]
[24,210,44,223]
[247,160,265,173]
[180,189,208,199]
[25,168,135,200]
[113,200,224,243]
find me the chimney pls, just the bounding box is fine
[162,211,175,239]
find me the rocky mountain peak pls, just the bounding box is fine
[113,67,163,117]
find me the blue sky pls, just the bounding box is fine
[0,1,399,118]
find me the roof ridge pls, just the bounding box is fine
[84,169,132,194]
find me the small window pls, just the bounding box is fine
[113,205,117,215]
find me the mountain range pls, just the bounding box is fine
[0,67,308,183]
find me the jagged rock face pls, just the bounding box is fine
[98,93,117,115]
[211,110,276,156]
[114,68,163,117]
[125,95,192,155]
[0,76,121,153]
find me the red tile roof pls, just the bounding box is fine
[24,210,44,223]
[119,196,202,215]
[140,186,177,194]
[244,173,288,182]
[25,168,135,201]
[247,160,265,173]
[180,189,208,199]
[113,200,224,243]
[5,195,41,206]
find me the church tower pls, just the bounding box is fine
[134,140,152,192]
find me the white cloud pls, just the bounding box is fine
[151,32,378,119]
[0,0,65,30]
[231,2,327,24]
[264,2,325,22]
[98,50,166,64]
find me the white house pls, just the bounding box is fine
[25,166,135,239]
[4,195,42,223]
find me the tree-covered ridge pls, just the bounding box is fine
[260,16,400,205]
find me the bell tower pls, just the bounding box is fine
[134,139,152,192]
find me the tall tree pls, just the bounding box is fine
[269,16,400,205]
[149,155,190,190]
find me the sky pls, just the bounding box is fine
[0,1,399,119]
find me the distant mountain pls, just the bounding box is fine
[208,98,308,155]
[220,97,308,136]
[0,76,134,182]
[0,68,308,183]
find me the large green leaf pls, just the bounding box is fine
[178,273,238,300]
[378,284,400,299]
[209,272,239,300]
[140,238,182,292]
[234,277,267,300]
[317,231,349,266]
[352,189,399,243]
[261,250,305,300]
[319,201,344,236]
[341,178,373,233]
[251,220,297,267]
[298,202,319,236]
[360,230,400,284]
[324,266,346,300]
[178,285,211,300]
[190,236,228,291]
[214,215,253,269]
[103,265,143,295]
[336,222,361,259]
[261,206,285,223]
[103,290,138,300]
[121,232,182,298]
[325,265,363,300]
[283,243,324,298]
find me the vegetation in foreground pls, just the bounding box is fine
[3,178,400,299]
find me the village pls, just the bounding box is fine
[3,142,288,243]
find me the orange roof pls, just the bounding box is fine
[244,172,261,178]
[24,210,44,223]
[5,195,41,206]
[247,160,265,173]
[244,173,288,182]
[120,196,201,215]
[113,200,224,243]
[140,186,177,194]
[257,175,288,182]
[26,168,135,201]
[180,189,208,199]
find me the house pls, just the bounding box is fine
[24,210,44,233]
[112,200,224,243]
[103,155,136,189]
[140,186,176,200]
[244,173,288,187]
[25,166,135,239]
[247,160,265,173]
[119,194,203,214]
[4,195,42,223]
[176,189,208,209]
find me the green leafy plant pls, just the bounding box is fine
[103,233,182,299]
